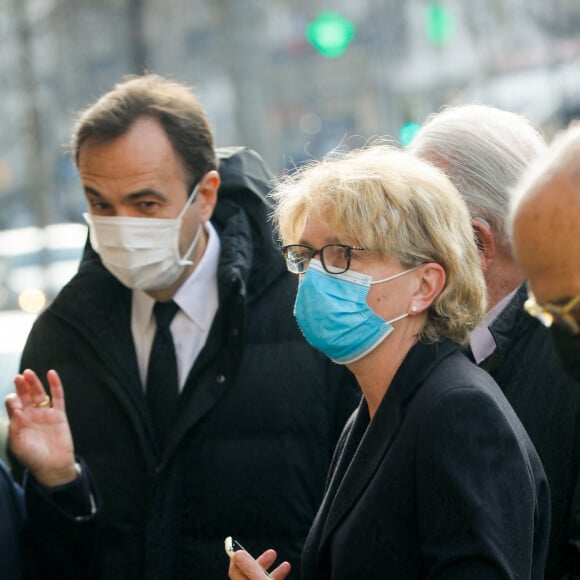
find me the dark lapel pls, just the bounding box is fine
[57,268,144,405]
[86,286,158,448]
[317,340,459,551]
[99,289,160,452]
[54,269,159,466]
[99,290,142,396]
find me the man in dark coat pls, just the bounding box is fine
[485,283,580,567]
[14,75,359,579]
[410,104,580,579]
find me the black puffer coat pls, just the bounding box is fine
[15,147,361,579]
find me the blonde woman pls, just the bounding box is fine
[229,144,549,580]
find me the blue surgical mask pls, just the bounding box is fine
[294,259,419,365]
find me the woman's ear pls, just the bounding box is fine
[409,262,446,314]
[472,219,495,272]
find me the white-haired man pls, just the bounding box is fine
[410,104,580,579]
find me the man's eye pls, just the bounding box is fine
[90,202,109,210]
[138,201,159,210]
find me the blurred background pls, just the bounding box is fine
[1,0,580,429]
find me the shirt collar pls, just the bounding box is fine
[470,287,518,364]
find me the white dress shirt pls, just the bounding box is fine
[131,222,221,391]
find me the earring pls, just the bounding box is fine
[411,305,418,312]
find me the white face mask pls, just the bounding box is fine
[83,184,202,292]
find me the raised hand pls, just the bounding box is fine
[5,369,77,487]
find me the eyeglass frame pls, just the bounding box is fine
[524,284,580,336]
[281,243,369,275]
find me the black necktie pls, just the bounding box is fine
[146,300,179,448]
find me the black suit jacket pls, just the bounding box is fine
[487,283,580,579]
[302,340,550,580]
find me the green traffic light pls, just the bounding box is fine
[306,11,355,58]
[399,122,422,146]
[425,3,454,46]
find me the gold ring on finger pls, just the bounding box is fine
[33,395,52,408]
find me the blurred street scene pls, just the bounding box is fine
[1,0,580,415]
[2,0,580,229]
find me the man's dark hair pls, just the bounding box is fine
[71,74,218,186]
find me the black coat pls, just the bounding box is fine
[0,459,100,580]
[302,340,550,580]
[0,460,24,579]
[15,147,360,579]
[487,283,580,579]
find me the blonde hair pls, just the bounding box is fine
[272,144,486,345]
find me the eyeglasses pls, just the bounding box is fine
[524,285,580,335]
[281,244,369,275]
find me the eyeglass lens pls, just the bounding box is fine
[284,244,352,274]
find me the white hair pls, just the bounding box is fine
[409,104,547,247]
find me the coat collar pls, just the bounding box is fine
[315,340,459,555]
[213,146,286,300]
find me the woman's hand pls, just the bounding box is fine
[5,369,77,487]
[228,549,291,580]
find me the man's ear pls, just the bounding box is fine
[198,170,220,222]
[472,219,495,272]
[408,262,446,314]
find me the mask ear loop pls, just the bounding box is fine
[177,182,201,220]
[370,264,422,285]
[371,265,423,327]
[384,312,410,326]
[177,183,202,266]
[178,224,203,266]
